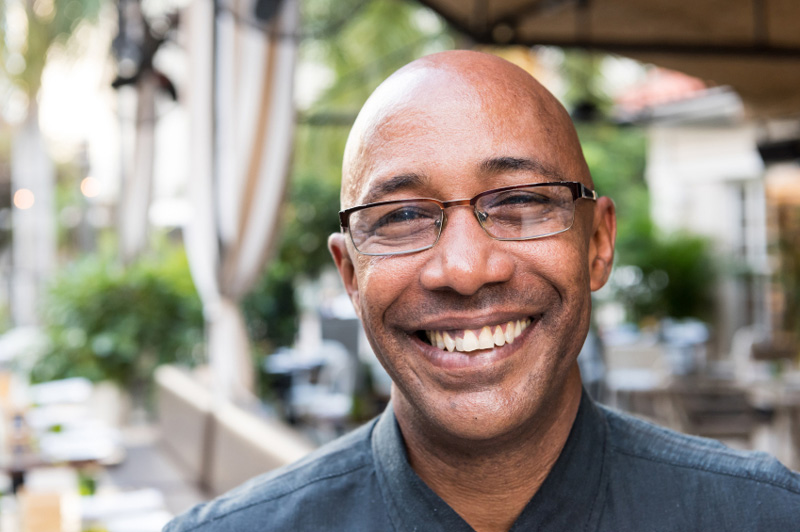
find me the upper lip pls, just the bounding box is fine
[408,311,537,332]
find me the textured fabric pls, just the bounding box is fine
[164,392,800,531]
[183,0,299,398]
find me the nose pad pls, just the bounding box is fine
[437,211,446,230]
[475,208,488,225]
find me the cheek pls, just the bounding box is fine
[534,240,593,348]
[518,237,591,294]
[355,255,421,329]
[354,257,428,382]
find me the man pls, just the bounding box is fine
[166,51,800,531]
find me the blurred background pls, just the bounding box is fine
[1,0,800,529]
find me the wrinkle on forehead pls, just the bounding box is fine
[341,51,589,208]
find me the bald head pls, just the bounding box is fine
[341,50,590,208]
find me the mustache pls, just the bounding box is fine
[390,284,550,324]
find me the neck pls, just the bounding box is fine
[395,368,583,532]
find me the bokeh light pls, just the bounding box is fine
[80,176,101,198]
[13,189,35,210]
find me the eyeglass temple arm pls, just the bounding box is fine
[576,183,598,201]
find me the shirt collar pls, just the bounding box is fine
[372,390,609,532]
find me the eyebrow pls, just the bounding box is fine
[361,173,427,205]
[358,156,563,206]
[479,156,564,181]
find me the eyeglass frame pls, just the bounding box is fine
[338,181,598,256]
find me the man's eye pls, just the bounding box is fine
[375,207,431,227]
[362,205,440,239]
[488,191,553,209]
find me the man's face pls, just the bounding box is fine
[330,56,615,443]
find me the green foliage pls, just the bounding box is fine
[561,51,612,117]
[1,0,104,95]
[578,123,654,268]
[301,0,452,111]
[31,247,203,391]
[277,173,343,277]
[242,260,299,352]
[0,303,10,334]
[611,232,716,322]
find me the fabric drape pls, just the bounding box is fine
[184,0,298,400]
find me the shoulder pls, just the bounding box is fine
[598,404,800,527]
[601,404,800,492]
[164,420,379,532]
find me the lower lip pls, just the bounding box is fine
[411,319,538,372]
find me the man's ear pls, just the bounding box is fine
[328,232,361,316]
[588,196,616,291]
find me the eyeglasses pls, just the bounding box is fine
[339,181,597,256]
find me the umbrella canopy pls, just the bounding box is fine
[417,0,800,116]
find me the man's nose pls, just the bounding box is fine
[419,207,515,296]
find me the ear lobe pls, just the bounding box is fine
[588,197,616,291]
[328,232,361,314]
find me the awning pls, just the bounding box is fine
[417,0,800,117]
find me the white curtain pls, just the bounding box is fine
[184,0,298,400]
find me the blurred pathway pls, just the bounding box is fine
[105,424,208,517]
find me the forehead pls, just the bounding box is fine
[343,64,587,207]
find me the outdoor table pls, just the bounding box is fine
[0,375,173,531]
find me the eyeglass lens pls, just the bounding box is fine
[348,184,577,256]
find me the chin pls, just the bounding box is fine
[397,378,548,443]
[395,352,583,446]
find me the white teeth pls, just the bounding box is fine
[478,326,494,349]
[505,321,515,344]
[493,326,505,346]
[455,335,464,351]
[443,331,455,352]
[462,330,479,352]
[424,318,533,353]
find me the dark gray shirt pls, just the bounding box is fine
[165,392,800,531]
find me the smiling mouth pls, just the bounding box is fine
[418,318,532,353]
